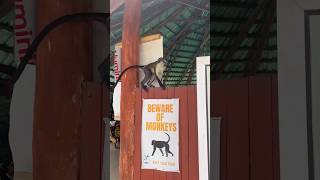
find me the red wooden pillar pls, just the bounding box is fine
[120,0,141,180]
[34,1,91,180]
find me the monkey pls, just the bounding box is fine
[151,132,174,157]
[112,57,167,91]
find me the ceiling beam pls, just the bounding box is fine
[111,1,173,31]
[213,0,270,80]
[212,45,277,51]
[247,0,276,75]
[213,58,277,63]
[177,26,210,85]
[172,0,209,12]
[211,1,257,8]
[213,31,276,38]
[0,44,13,53]
[110,0,124,14]
[213,16,276,24]
[0,22,13,32]
[0,0,14,19]
[0,64,15,75]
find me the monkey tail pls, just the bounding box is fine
[165,132,170,143]
[113,65,144,89]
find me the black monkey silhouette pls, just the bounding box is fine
[151,132,174,157]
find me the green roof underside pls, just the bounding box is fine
[211,0,277,80]
[0,4,15,80]
[111,0,210,86]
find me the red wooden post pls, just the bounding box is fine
[120,0,141,180]
[34,0,91,179]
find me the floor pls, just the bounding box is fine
[12,146,119,180]
[14,172,33,180]
[110,145,120,180]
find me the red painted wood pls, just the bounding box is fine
[80,82,104,180]
[187,87,199,180]
[226,79,250,180]
[211,75,280,180]
[140,89,154,179]
[249,76,273,180]
[175,87,188,180]
[154,89,168,180]
[34,0,91,179]
[211,80,228,180]
[120,0,141,179]
[134,88,142,180]
[166,88,177,180]
[271,75,280,180]
[135,87,198,180]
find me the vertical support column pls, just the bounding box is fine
[34,1,91,180]
[120,1,141,180]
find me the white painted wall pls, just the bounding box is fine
[9,66,35,172]
[277,0,320,180]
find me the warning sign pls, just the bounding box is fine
[141,99,179,172]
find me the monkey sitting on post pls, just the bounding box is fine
[151,132,174,157]
[113,57,167,90]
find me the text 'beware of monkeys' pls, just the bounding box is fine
[141,99,180,172]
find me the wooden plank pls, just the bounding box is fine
[211,80,228,180]
[120,0,141,180]
[80,82,103,180]
[249,76,273,180]
[34,0,91,179]
[140,89,154,180]
[153,88,168,180]
[166,88,178,180]
[175,87,189,180]
[187,87,199,180]
[134,88,142,180]
[226,79,250,180]
[271,75,280,180]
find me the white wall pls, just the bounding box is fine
[277,0,320,180]
[9,66,35,172]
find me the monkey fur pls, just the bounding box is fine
[113,57,167,91]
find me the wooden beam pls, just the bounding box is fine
[147,6,185,35]
[0,44,13,53]
[120,1,141,180]
[211,45,277,51]
[34,0,92,179]
[213,0,271,80]
[178,27,209,85]
[214,16,275,24]
[213,58,277,63]
[110,0,124,14]
[211,0,257,8]
[247,0,276,75]
[173,0,209,12]
[0,0,13,19]
[0,64,15,75]
[213,31,277,38]
[111,1,172,32]
[0,22,13,32]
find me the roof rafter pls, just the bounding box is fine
[211,0,257,8]
[0,22,13,32]
[0,44,13,53]
[246,0,276,75]
[212,0,271,80]
[177,26,210,85]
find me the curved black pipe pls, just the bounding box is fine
[10,12,110,84]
